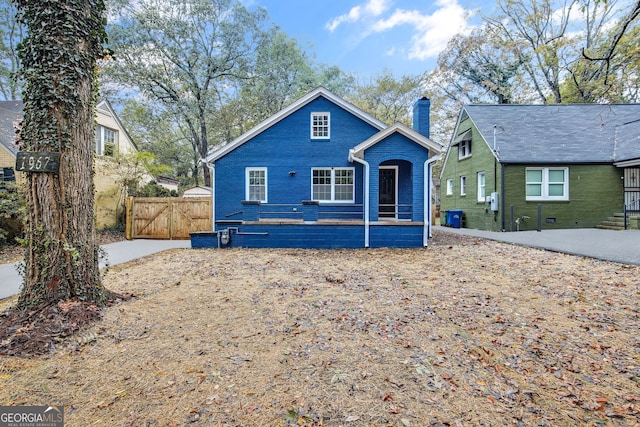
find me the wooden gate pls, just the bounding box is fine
[126,197,212,239]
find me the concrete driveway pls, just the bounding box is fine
[434,226,640,266]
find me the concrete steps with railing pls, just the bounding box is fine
[596,212,640,230]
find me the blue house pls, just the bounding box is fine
[196,87,442,249]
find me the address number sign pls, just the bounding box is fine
[16,152,61,173]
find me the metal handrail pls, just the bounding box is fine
[623,199,640,230]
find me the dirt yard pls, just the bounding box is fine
[0,232,639,426]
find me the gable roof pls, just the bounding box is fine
[205,87,387,163]
[458,104,640,164]
[0,100,138,157]
[350,122,443,159]
[0,101,23,156]
[96,99,139,151]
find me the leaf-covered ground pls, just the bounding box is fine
[1,232,639,426]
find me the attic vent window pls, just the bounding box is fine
[311,112,330,139]
[459,140,471,159]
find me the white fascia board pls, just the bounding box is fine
[350,123,443,159]
[438,108,468,180]
[205,87,387,164]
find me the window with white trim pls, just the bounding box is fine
[460,176,466,196]
[446,179,453,196]
[311,112,330,139]
[526,167,569,201]
[312,167,354,202]
[95,125,118,156]
[459,140,471,159]
[477,171,486,202]
[246,168,267,202]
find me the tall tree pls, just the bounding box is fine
[103,0,267,187]
[436,27,528,104]
[349,69,425,126]
[16,0,109,308]
[219,28,356,143]
[117,100,195,187]
[485,0,640,104]
[0,0,23,100]
[564,0,640,102]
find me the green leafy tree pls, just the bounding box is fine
[208,28,356,146]
[103,0,268,187]
[15,0,110,308]
[0,0,23,100]
[563,0,640,102]
[117,99,195,186]
[349,69,427,126]
[435,27,528,104]
[485,0,640,103]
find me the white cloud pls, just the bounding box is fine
[375,0,470,60]
[326,0,392,32]
[327,0,471,61]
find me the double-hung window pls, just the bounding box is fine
[477,172,486,202]
[95,125,118,156]
[311,112,330,139]
[526,167,569,201]
[446,179,453,196]
[246,167,267,202]
[460,176,467,196]
[312,167,354,202]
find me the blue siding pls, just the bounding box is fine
[192,223,425,249]
[214,97,380,221]
[209,91,435,249]
[363,133,429,221]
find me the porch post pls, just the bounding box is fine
[349,150,370,248]
[424,156,441,246]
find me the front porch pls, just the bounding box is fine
[191,220,427,249]
[192,200,429,249]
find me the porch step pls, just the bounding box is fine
[596,213,640,230]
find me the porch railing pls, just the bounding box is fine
[237,201,416,222]
[623,198,640,230]
[378,204,414,221]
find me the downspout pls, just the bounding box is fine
[349,149,370,248]
[501,163,506,231]
[209,162,216,231]
[424,155,442,246]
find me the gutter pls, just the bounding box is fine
[348,149,370,248]
[424,155,442,246]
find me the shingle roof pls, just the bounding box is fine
[461,104,640,164]
[0,101,23,156]
[614,119,640,163]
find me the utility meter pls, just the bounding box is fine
[490,192,499,212]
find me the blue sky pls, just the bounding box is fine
[248,0,496,80]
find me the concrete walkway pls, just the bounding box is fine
[0,239,190,301]
[434,226,640,266]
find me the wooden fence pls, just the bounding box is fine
[125,196,212,240]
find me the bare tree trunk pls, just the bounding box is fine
[16,0,109,308]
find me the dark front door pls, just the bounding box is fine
[379,167,397,218]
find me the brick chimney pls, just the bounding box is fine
[413,97,430,138]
